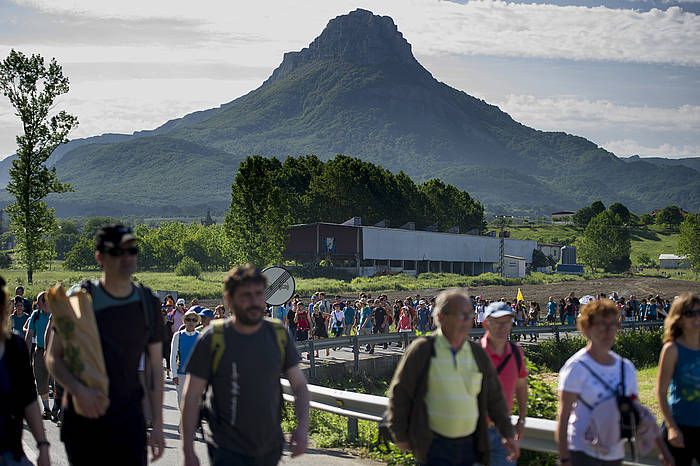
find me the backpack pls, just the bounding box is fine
[496,342,523,375]
[577,359,641,458]
[209,317,288,377]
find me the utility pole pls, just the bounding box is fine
[494,216,510,277]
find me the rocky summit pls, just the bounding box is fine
[2,9,698,217]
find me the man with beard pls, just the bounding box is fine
[180,264,309,466]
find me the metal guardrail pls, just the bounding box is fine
[280,379,659,465]
[294,321,663,378]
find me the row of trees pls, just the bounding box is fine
[576,205,700,273]
[62,220,232,272]
[225,155,485,266]
[574,200,686,229]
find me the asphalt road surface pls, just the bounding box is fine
[22,375,382,466]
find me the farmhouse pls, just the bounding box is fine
[658,254,689,269]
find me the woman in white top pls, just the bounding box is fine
[556,299,637,466]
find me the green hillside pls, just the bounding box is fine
[507,224,680,267]
[3,9,699,217]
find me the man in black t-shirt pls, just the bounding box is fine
[46,225,165,465]
[181,264,309,466]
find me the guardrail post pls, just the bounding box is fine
[553,325,560,343]
[308,341,316,380]
[352,336,360,374]
[348,417,359,442]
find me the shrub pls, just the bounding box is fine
[524,328,663,372]
[0,251,11,268]
[525,361,558,420]
[174,256,202,277]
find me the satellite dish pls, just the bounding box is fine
[262,266,295,306]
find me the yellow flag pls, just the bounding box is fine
[516,288,524,302]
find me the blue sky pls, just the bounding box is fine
[0,0,698,159]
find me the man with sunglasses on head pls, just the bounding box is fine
[46,224,165,466]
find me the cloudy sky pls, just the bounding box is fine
[0,0,698,159]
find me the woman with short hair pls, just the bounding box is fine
[556,299,638,466]
[656,292,700,466]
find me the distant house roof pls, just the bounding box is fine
[659,254,687,260]
[551,211,575,216]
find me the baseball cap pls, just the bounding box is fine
[198,308,215,319]
[176,298,186,306]
[484,302,514,319]
[95,224,137,252]
[183,309,200,321]
[189,305,203,314]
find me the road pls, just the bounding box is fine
[22,375,383,466]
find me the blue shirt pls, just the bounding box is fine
[274,306,286,321]
[418,308,430,326]
[28,310,51,348]
[547,301,557,316]
[668,342,700,426]
[344,307,356,324]
[10,313,29,336]
[176,330,199,374]
[360,307,372,327]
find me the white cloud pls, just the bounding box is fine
[603,140,700,157]
[496,95,700,132]
[0,76,262,156]
[9,0,700,66]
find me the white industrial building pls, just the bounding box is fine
[285,221,538,277]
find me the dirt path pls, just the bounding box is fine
[378,276,700,304]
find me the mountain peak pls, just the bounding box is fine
[267,9,420,82]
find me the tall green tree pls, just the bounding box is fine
[577,211,631,272]
[573,200,606,227]
[0,50,77,283]
[678,213,700,272]
[655,205,684,229]
[225,156,291,267]
[608,202,631,224]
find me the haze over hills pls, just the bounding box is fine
[1,9,698,217]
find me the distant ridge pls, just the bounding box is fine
[2,9,698,217]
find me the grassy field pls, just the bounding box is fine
[506,223,681,267]
[0,267,622,301]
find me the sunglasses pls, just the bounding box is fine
[184,318,198,323]
[105,246,139,257]
[682,308,700,318]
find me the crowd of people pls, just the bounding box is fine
[0,223,697,466]
[270,289,673,354]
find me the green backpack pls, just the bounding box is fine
[209,317,288,376]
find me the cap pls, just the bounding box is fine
[95,224,137,252]
[183,309,200,321]
[189,305,203,314]
[198,308,215,319]
[484,302,514,319]
[176,298,186,306]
